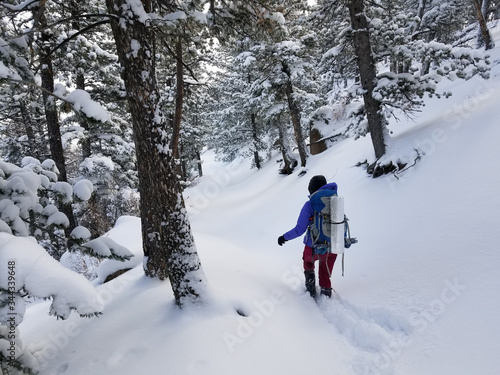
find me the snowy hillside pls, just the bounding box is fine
[18,31,500,375]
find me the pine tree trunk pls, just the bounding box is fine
[276,117,298,174]
[347,0,387,159]
[416,0,427,29]
[473,0,495,50]
[19,99,43,160]
[281,61,308,167]
[37,12,68,182]
[196,150,203,177]
[105,0,206,306]
[251,113,261,169]
[36,8,77,242]
[171,36,184,159]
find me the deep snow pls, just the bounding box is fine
[15,30,500,375]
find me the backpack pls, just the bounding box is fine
[308,189,357,255]
[308,188,340,253]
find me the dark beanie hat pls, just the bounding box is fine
[308,175,327,194]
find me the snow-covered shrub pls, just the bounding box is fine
[0,233,104,374]
[76,155,140,239]
[0,157,133,261]
[0,158,135,373]
[0,157,74,257]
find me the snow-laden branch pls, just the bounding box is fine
[0,233,104,320]
[3,78,109,122]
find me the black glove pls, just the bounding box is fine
[278,235,287,246]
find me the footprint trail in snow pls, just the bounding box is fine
[316,295,413,375]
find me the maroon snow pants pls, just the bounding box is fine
[302,246,337,289]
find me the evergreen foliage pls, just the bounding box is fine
[0,0,497,372]
[0,1,493,245]
[312,0,490,161]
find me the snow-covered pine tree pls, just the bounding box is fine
[205,47,270,169]
[32,3,79,238]
[252,32,315,169]
[312,0,490,175]
[409,0,473,46]
[205,0,317,173]
[221,11,322,172]
[367,0,490,121]
[178,60,212,180]
[43,0,138,237]
[0,82,48,166]
[177,73,212,179]
[104,0,208,306]
[1,0,139,245]
[151,0,213,182]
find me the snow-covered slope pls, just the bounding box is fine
[19,32,500,375]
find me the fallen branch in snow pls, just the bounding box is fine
[393,149,422,180]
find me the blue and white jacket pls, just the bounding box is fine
[283,182,338,247]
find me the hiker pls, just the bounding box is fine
[278,175,338,298]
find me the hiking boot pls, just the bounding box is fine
[304,270,316,297]
[320,287,333,298]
